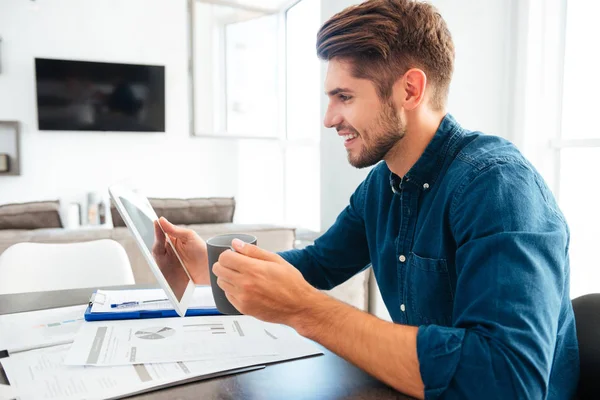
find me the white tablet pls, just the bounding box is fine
[108,184,195,317]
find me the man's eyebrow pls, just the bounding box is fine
[326,88,354,96]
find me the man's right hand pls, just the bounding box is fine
[152,217,210,285]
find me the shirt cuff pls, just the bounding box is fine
[417,325,465,399]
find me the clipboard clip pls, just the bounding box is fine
[88,292,106,306]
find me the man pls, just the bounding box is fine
[157,0,579,398]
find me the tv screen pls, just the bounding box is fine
[35,58,165,132]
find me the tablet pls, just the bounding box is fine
[108,184,195,317]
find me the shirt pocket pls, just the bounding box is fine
[407,252,454,326]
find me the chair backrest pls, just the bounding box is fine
[572,294,600,399]
[0,240,135,294]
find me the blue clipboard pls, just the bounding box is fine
[84,288,222,321]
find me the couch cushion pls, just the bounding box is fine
[111,223,296,285]
[111,223,295,252]
[0,229,32,241]
[28,227,113,243]
[111,198,235,227]
[0,201,63,230]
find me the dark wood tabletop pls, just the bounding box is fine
[0,285,412,400]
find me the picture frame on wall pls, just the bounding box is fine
[0,121,21,176]
[0,153,10,172]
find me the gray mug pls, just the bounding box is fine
[206,233,257,315]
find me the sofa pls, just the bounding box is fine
[0,199,374,313]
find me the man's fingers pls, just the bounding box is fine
[158,217,196,241]
[153,220,166,254]
[216,276,238,295]
[217,250,246,273]
[231,239,278,262]
[224,291,241,313]
[212,261,241,283]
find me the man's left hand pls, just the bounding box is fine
[212,239,318,324]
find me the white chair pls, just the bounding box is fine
[0,239,135,294]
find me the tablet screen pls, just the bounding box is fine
[118,195,191,301]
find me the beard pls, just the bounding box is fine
[346,101,406,169]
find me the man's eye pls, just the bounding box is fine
[338,94,352,102]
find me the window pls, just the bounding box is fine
[191,2,265,136]
[555,1,600,298]
[560,1,600,141]
[286,0,320,142]
[225,15,280,138]
[284,0,321,231]
[190,0,322,230]
[558,148,600,298]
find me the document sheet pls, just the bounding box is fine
[1,323,322,400]
[65,315,280,366]
[0,383,19,400]
[0,305,87,353]
[1,344,262,400]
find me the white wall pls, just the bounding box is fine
[0,0,238,212]
[318,0,520,320]
[435,0,518,142]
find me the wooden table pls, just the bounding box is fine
[0,285,411,399]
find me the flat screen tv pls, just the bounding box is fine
[35,58,165,132]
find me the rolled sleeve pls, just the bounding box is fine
[417,161,568,399]
[417,325,464,398]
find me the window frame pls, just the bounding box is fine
[551,0,599,202]
[188,0,321,231]
[189,0,313,141]
[544,0,600,298]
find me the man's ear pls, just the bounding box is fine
[392,68,427,111]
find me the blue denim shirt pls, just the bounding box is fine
[280,114,579,399]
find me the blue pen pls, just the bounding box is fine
[110,298,169,308]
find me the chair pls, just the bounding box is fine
[0,240,135,294]
[572,294,600,399]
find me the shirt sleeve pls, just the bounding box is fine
[417,161,569,399]
[278,179,371,290]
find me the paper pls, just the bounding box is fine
[1,344,263,400]
[0,305,87,354]
[0,383,19,400]
[2,324,322,400]
[248,321,323,363]
[65,315,278,366]
[90,286,216,313]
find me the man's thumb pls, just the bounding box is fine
[231,238,275,261]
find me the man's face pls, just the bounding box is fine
[323,59,406,169]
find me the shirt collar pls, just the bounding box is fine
[389,113,463,193]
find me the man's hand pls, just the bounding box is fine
[152,217,210,285]
[212,238,318,324]
[213,238,424,398]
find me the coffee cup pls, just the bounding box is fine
[206,233,257,315]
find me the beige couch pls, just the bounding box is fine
[0,223,295,283]
[0,199,373,312]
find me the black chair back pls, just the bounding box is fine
[572,294,600,399]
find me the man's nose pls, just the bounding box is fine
[324,106,343,129]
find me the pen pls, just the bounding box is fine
[110,298,169,308]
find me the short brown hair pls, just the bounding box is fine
[317,0,455,111]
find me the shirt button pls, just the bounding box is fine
[400,304,406,312]
[399,255,406,263]
[423,183,430,190]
